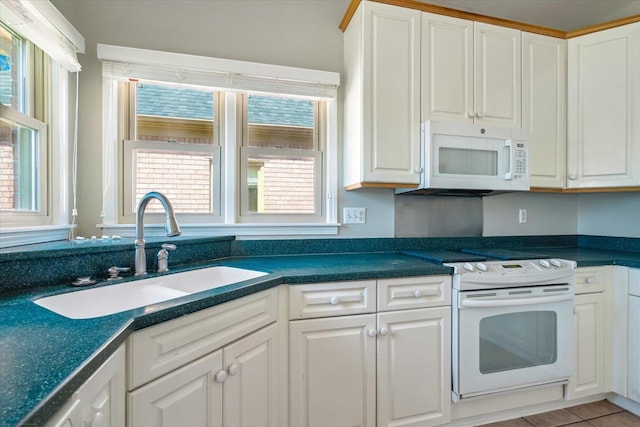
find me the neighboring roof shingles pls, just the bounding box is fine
[137,83,313,127]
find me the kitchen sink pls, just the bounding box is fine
[34,266,268,319]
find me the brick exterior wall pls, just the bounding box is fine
[0,145,14,210]
[259,158,315,213]
[135,150,212,213]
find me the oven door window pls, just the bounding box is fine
[479,311,557,374]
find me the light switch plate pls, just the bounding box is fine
[343,207,366,224]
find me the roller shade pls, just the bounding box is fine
[0,0,84,72]
[98,44,340,100]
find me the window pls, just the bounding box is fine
[0,0,84,248]
[99,44,339,236]
[240,94,323,220]
[122,82,221,220]
[0,23,49,225]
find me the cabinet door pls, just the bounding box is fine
[377,307,451,427]
[289,314,376,427]
[45,346,126,427]
[362,1,421,185]
[566,292,605,399]
[421,13,473,123]
[522,32,567,188]
[629,295,640,403]
[474,23,521,127]
[567,22,640,188]
[128,350,224,427]
[223,323,279,427]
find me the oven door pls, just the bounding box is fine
[453,285,574,400]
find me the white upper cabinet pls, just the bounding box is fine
[422,14,521,127]
[567,22,640,188]
[522,32,567,188]
[343,1,421,189]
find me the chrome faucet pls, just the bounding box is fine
[135,191,181,276]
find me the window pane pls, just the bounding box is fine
[136,83,214,144]
[247,95,314,150]
[246,154,315,214]
[0,24,25,112]
[133,149,212,213]
[0,117,40,211]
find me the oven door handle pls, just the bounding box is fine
[460,293,573,308]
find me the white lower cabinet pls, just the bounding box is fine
[126,287,282,427]
[45,345,125,427]
[128,323,278,427]
[289,276,451,427]
[629,291,640,403]
[566,267,611,400]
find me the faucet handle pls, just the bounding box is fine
[157,244,177,273]
[107,266,131,281]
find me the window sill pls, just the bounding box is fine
[98,223,340,238]
[0,225,74,249]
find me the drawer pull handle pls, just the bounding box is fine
[330,296,339,305]
[413,290,422,298]
[585,277,595,284]
[215,370,227,383]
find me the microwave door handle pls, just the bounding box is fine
[460,293,573,308]
[504,139,513,180]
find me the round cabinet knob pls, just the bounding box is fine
[463,262,475,272]
[329,296,339,305]
[468,112,475,118]
[475,112,483,119]
[379,327,389,336]
[413,290,422,298]
[539,259,551,268]
[228,363,240,376]
[476,262,488,272]
[90,410,107,427]
[368,328,377,337]
[215,370,227,383]
[586,276,595,285]
[414,167,423,174]
[568,174,577,180]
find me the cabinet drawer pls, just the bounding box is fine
[288,280,376,319]
[574,266,610,294]
[378,275,451,311]
[127,287,278,390]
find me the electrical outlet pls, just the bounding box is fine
[519,209,527,224]
[343,207,366,224]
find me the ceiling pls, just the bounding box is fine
[414,0,640,32]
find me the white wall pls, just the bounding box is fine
[51,0,395,238]
[577,192,640,237]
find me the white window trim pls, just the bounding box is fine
[98,45,340,237]
[0,59,73,248]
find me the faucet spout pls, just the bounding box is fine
[135,191,181,276]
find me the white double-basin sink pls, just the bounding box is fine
[34,266,268,320]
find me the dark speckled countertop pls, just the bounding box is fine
[1,235,639,427]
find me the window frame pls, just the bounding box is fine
[98,44,339,237]
[238,94,325,222]
[119,82,223,223]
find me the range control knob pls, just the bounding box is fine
[463,262,475,272]
[539,259,551,268]
[550,259,563,267]
[476,262,488,272]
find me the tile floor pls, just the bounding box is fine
[481,400,640,427]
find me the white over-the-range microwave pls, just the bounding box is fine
[397,121,529,196]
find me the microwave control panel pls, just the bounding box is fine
[513,144,527,179]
